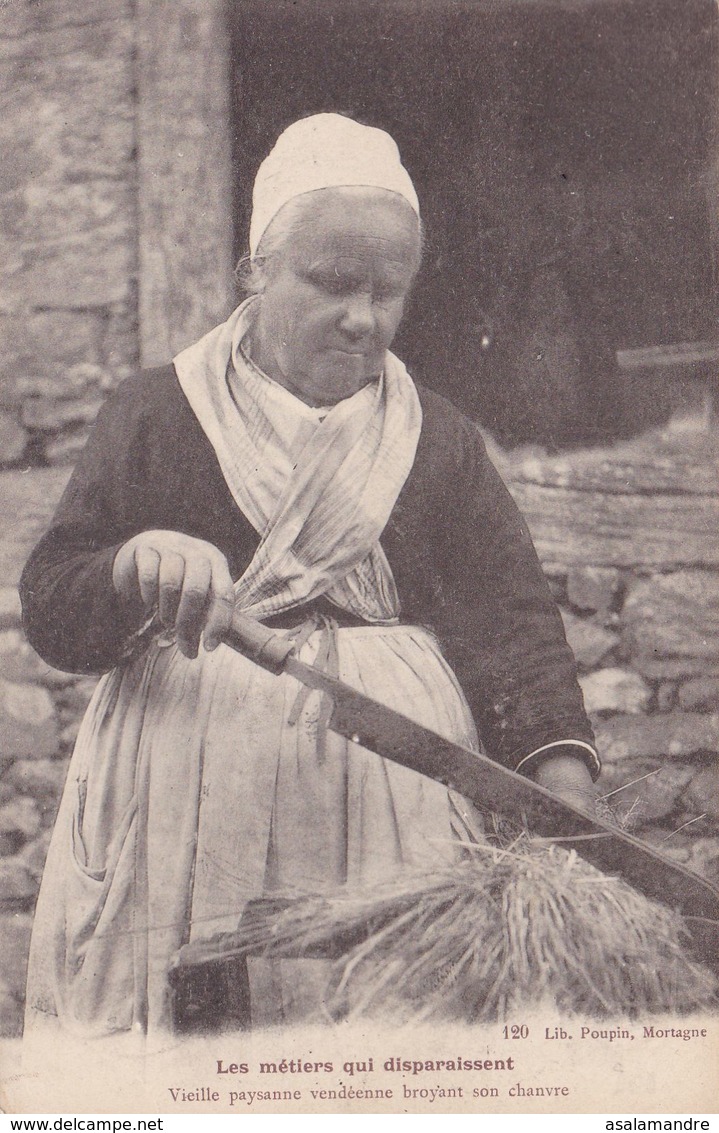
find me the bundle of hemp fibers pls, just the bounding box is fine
[174,833,718,1026]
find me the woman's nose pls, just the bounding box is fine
[339,292,375,338]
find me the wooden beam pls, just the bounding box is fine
[508,481,719,568]
[494,426,719,568]
[136,0,235,367]
[617,342,719,370]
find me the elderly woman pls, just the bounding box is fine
[21,114,599,1036]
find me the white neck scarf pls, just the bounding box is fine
[173,299,423,623]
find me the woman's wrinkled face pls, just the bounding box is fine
[251,188,422,407]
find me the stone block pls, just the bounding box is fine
[0,0,132,41]
[684,765,719,822]
[596,759,692,829]
[0,679,59,762]
[656,683,677,712]
[12,180,130,246]
[0,468,71,586]
[593,711,719,764]
[40,668,78,690]
[638,825,692,863]
[567,566,620,614]
[4,760,68,804]
[22,395,104,432]
[56,678,98,715]
[0,413,28,466]
[0,832,19,859]
[0,365,23,414]
[16,225,134,309]
[679,679,719,713]
[629,764,694,825]
[0,912,33,999]
[20,829,53,881]
[595,756,658,800]
[685,837,719,883]
[0,589,22,631]
[635,829,719,886]
[0,858,38,908]
[622,571,719,677]
[0,982,23,1038]
[579,667,651,715]
[60,719,82,750]
[560,610,619,668]
[44,428,92,465]
[24,311,108,370]
[104,306,139,371]
[541,562,568,579]
[545,573,567,605]
[15,363,112,402]
[639,658,719,680]
[0,631,55,685]
[0,126,45,195]
[0,798,42,846]
[60,101,135,182]
[0,632,71,689]
[69,362,118,394]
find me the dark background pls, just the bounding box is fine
[230,0,718,447]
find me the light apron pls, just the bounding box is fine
[25,619,484,1035]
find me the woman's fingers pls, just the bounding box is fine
[203,557,237,652]
[157,549,187,628]
[174,555,213,658]
[552,785,597,815]
[111,541,141,603]
[134,544,162,610]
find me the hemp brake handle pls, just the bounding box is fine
[223,609,296,675]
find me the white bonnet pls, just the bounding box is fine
[249,113,420,258]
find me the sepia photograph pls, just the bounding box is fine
[0,0,717,1116]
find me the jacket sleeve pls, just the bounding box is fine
[19,381,154,675]
[430,413,598,778]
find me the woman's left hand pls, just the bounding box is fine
[532,752,597,814]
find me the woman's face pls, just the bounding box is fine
[251,188,421,407]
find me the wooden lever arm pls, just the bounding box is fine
[223,610,296,675]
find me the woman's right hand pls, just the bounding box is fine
[112,530,236,659]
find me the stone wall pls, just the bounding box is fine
[0,0,137,1035]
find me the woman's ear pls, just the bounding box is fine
[234,254,267,296]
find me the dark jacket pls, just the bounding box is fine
[20,365,596,775]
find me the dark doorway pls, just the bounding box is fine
[230,0,718,447]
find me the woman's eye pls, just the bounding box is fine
[306,271,353,295]
[304,270,404,304]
